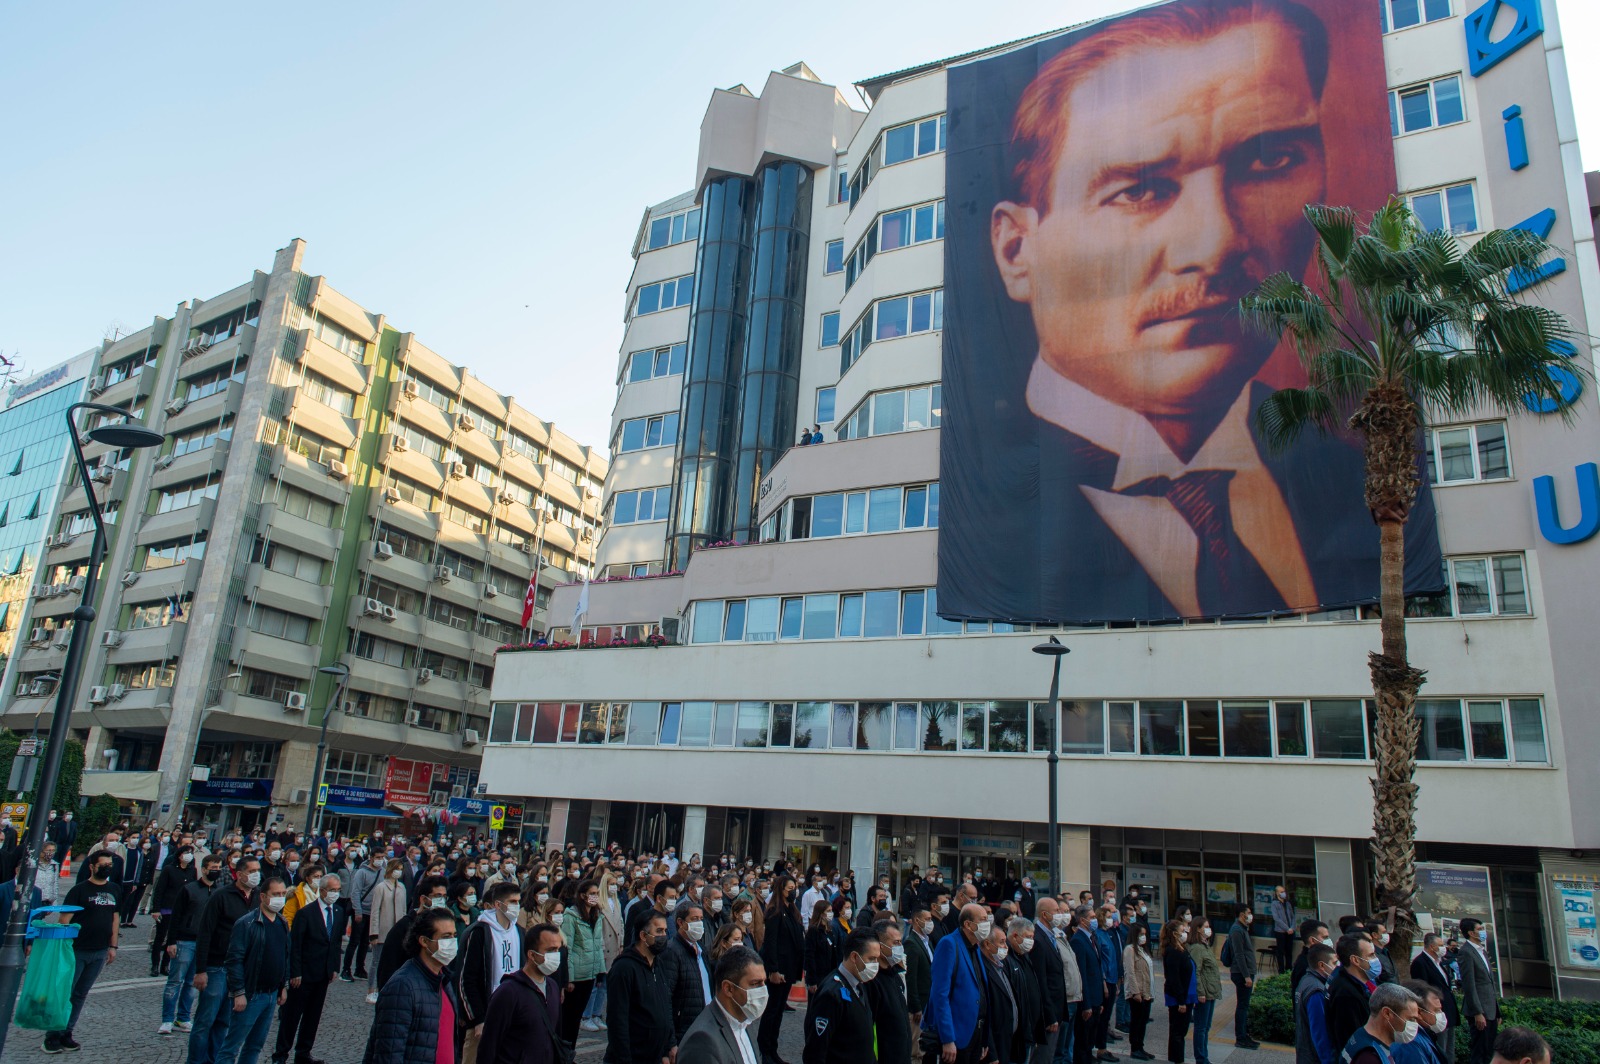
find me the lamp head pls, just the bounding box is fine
[317,664,349,677]
[87,423,165,449]
[1032,636,1070,658]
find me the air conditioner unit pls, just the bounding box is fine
[483,584,497,599]
[659,615,682,644]
[120,571,139,587]
[447,461,466,480]
[27,628,47,646]
[289,788,309,803]
[382,487,402,504]
[28,680,49,696]
[462,728,481,747]
[450,784,466,799]
[78,432,94,447]
[380,605,397,622]
[52,630,71,649]
[284,691,308,712]
[373,541,394,560]
[67,576,85,594]
[362,597,384,617]
[326,459,349,479]
[90,466,115,484]
[402,379,419,400]
[433,565,452,583]
[100,631,123,648]
[164,396,188,415]
[87,686,109,705]
[107,683,127,700]
[457,413,476,433]
[181,339,213,360]
[86,374,105,395]
[417,668,433,684]
[155,454,175,470]
[519,542,535,554]
[497,490,515,506]
[389,433,408,452]
[474,782,489,797]
[405,708,422,725]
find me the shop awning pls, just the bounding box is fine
[324,805,397,818]
[80,770,161,802]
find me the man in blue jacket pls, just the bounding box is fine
[923,903,993,1064]
[1069,907,1105,1064]
[1094,905,1124,1060]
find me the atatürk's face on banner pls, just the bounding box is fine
[992,19,1327,430]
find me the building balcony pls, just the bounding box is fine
[136,498,216,547]
[451,422,501,468]
[755,429,938,525]
[230,628,318,676]
[44,530,97,567]
[93,363,158,407]
[295,332,370,395]
[166,379,243,436]
[267,448,352,506]
[391,393,455,441]
[281,386,361,450]
[254,501,340,562]
[248,563,333,616]
[122,559,204,606]
[348,592,422,642]
[149,441,230,493]
[104,620,189,666]
[61,469,129,516]
[176,324,255,384]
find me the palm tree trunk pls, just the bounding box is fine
[1354,383,1428,965]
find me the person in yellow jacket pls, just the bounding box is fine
[280,862,326,928]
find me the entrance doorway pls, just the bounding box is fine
[1169,868,1200,919]
[787,844,840,874]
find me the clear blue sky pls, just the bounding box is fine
[3,1,1597,452]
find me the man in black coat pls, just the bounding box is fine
[47,810,78,854]
[870,922,913,1064]
[606,911,675,1064]
[1410,933,1460,1062]
[758,879,806,1064]
[1030,899,1068,1064]
[478,923,565,1064]
[1004,919,1044,1064]
[905,906,936,1031]
[659,904,713,1040]
[803,927,881,1064]
[274,872,348,1064]
[1326,933,1379,1054]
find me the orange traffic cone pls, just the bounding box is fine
[59,850,71,878]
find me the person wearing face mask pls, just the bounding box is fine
[365,908,463,1064]
[558,879,606,1046]
[377,874,452,997]
[1121,922,1154,1061]
[459,882,525,1064]
[1457,918,1498,1064]
[341,851,384,983]
[1225,905,1260,1050]
[1326,933,1381,1054]
[868,920,913,1064]
[1269,886,1299,976]
[1408,934,1459,1063]
[1294,942,1339,1064]
[1186,917,1222,1064]
[150,843,199,977]
[475,922,567,1064]
[606,912,675,1064]
[804,926,881,1064]
[215,879,291,1064]
[275,873,347,1064]
[906,906,937,1036]
[1002,917,1044,1064]
[674,945,767,1064]
[365,858,410,1002]
[40,852,122,1053]
[1342,983,1422,1064]
[926,903,998,1064]
[119,832,155,926]
[1363,921,1399,986]
[1292,920,1333,994]
[280,862,326,929]
[660,903,715,1041]
[191,855,263,1064]
[161,853,222,1035]
[978,924,1020,1064]
[1159,920,1196,1064]
[1065,905,1108,1064]
[580,871,625,1035]
[1390,982,1451,1064]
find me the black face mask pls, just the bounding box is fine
[647,934,668,955]
[93,865,113,880]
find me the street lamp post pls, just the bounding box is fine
[304,662,351,837]
[0,402,164,1057]
[1032,636,1071,894]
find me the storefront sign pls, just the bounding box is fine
[959,836,1020,853]
[384,758,436,809]
[447,796,494,820]
[1205,880,1238,906]
[1415,862,1500,991]
[784,815,839,844]
[188,777,274,806]
[1557,884,1600,969]
[324,785,387,815]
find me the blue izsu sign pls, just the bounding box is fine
[1467,0,1600,545]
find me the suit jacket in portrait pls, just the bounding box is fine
[677,1001,752,1064]
[1458,942,1498,1021]
[290,896,350,981]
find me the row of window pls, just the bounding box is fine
[103,346,159,387]
[300,369,358,417]
[759,483,940,543]
[193,302,261,348]
[846,113,947,209]
[155,475,221,514]
[635,275,694,317]
[485,694,1547,765]
[834,383,942,442]
[349,630,494,686]
[613,486,672,525]
[143,534,207,571]
[838,200,945,292]
[363,576,529,643]
[398,376,585,486]
[377,521,575,581]
[839,289,944,376]
[643,207,702,253]
[304,314,369,362]
[1390,75,1464,137]
[266,419,347,470]
[617,411,680,453]
[185,363,247,405]
[250,538,326,583]
[170,419,233,459]
[625,342,687,384]
[1381,0,1450,33]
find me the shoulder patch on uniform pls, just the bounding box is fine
[815,1017,829,1036]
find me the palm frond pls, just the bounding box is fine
[1253,385,1341,452]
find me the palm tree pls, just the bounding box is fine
[1239,199,1584,959]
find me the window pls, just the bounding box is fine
[839,290,944,374]
[1427,422,1509,483]
[247,604,314,643]
[802,594,838,640]
[836,384,941,442]
[1415,699,1468,761]
[300,370,358,416]
[254,540,325,583]
[1222,701,1273,757]
[1408,183,1477,235]
[267,421,346,469]
[388,473,440,511]
[103,346,158,386]
[644,207,701,251]
[241,669,297,701]
[824,240,844,274]
[128,596,190,629]
[507,429,544,465]
[352,632,410,668]
[375,525,430,563]
[1430,554,1529,616]
[617,412,680,452]
[144,535,207,571]
[883,114,947,165]
[1275,701,1309,756]
[155,475,220,514]
[626,343,688,383]
[613,486,672,524]
[782,484,937,542]
[821,313,840,348]
[1389,75,1465,135]
[170,419,234,458]
[427,599,475,633]
[1311,700,1368,759]
[1381,0,1451,33]
[815,387,836,424]
[192,302,261,346]
[1507,699,1548,762]
[436,548,481,582]
[185,363,247,404]
[304,314,369,361]
[635,275,694,316]
[844,200,945,291]
[403,374,455,414]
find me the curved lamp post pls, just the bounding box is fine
[1032,636,1071,894]
[0,402,164,1056]
[305,661,351,837]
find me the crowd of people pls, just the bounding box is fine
[1,820,1555,1064]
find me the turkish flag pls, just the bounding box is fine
[520,572,538,628]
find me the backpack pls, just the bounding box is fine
[1219,934,1234,968]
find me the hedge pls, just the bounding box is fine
[1247,972,1600,1064]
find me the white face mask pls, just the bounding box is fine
[180,853,194,865]
[324,892,341,905]
[390,870,402,880]
[1429,1012,1448,1035]
[430,897,449,909]
[741,911,754,925]
[737,982,769,1021]
[975,919,993,940]
[711,899,723,913]
[432,938,459,965]
[245,871,262,888]
[1018,937,1035,953]
[268,895,287,912]
[534,951,560,976]
[857,959,879,982]
[1052,912,1070,929]
[996,946,1009,961]
[307,876,322,892]
[1179,930,1189,943]
[686,920,705,942]
[536,893,549,905]
[890,944,907,965]
[1395,1019,1419,1044]
[463,895,478,908]
[935,903,949,917]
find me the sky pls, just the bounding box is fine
[2,1,1597,453]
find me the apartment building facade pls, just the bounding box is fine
[483,0,1600,1000]
[1,239,605,836]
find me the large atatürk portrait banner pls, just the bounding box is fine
[939,0,1442,624]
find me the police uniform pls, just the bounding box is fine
[804,966,878,1064]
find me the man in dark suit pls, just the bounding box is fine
[659,903,713,1041]
[1068,907,1105,1064]
[275,873,348,1064]
[804,927,881,1064]
[679,946,767,1064]
[1030,899,1068,1064]
[871,922,912,1064]
[905,906,936,1035]
[1458,919,1499,1064]
[1410,933,1459,1063]
[926,904,994,1064]
[938,0,1441,625]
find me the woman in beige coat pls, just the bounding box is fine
[366,858,408,1002]
[1122,921,1157,1060]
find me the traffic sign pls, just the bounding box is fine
[489,805,506,830]
[317,783,329,807]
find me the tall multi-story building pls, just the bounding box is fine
[0,354,95,699]
[0,239,605,836]
[484,0,1600,1000]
